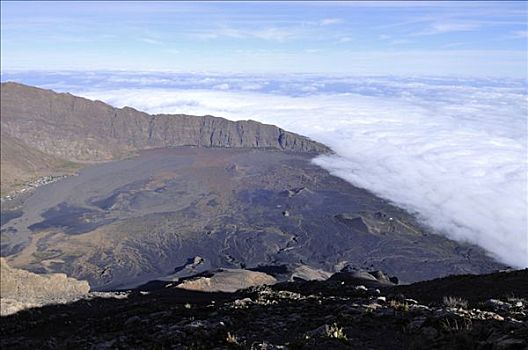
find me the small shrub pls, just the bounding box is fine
[226,332,239,345]
[440,317,472,333]
[443,296,468,309]
[389,300,409,312]
[506,294,526,306]
[327,323,348,341]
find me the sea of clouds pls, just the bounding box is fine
[3,71,527,267]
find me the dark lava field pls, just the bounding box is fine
[0,147,503,290]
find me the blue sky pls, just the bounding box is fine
[1,1,527,76]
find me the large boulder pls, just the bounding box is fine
[0,258,90,315]
[176,269,277,293]
[290,264,333,282]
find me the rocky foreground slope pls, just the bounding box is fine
[1,268,526,349]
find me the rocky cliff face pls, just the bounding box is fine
[0,82,329,163]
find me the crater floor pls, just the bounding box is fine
[0,147,503,290]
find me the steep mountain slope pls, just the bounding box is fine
[0,130,78,195]
[0,82,327,162]
[0,82,327,193]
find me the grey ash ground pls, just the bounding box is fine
[1,147,503,290]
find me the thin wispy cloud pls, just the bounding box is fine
[414,22,481,36]
[320,18,343,26]
[1,1,526,75]
[193,25,303,42]
[139,38,164,45]
[164,48,180,55]
[441,42,469,49]
[511,30,528,38]
[390,39,412,45]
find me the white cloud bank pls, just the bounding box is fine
[76,78,527,268]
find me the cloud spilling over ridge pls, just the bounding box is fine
[52,76,528,268]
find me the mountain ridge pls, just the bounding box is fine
[0,82,329,192]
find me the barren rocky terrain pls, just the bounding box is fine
[1,83,507,292]
[0,82,521,349]
[1,147,504,291]
[1,268,526,349]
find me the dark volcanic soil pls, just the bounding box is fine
[1,269,526,350]
[1,147,503,289]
